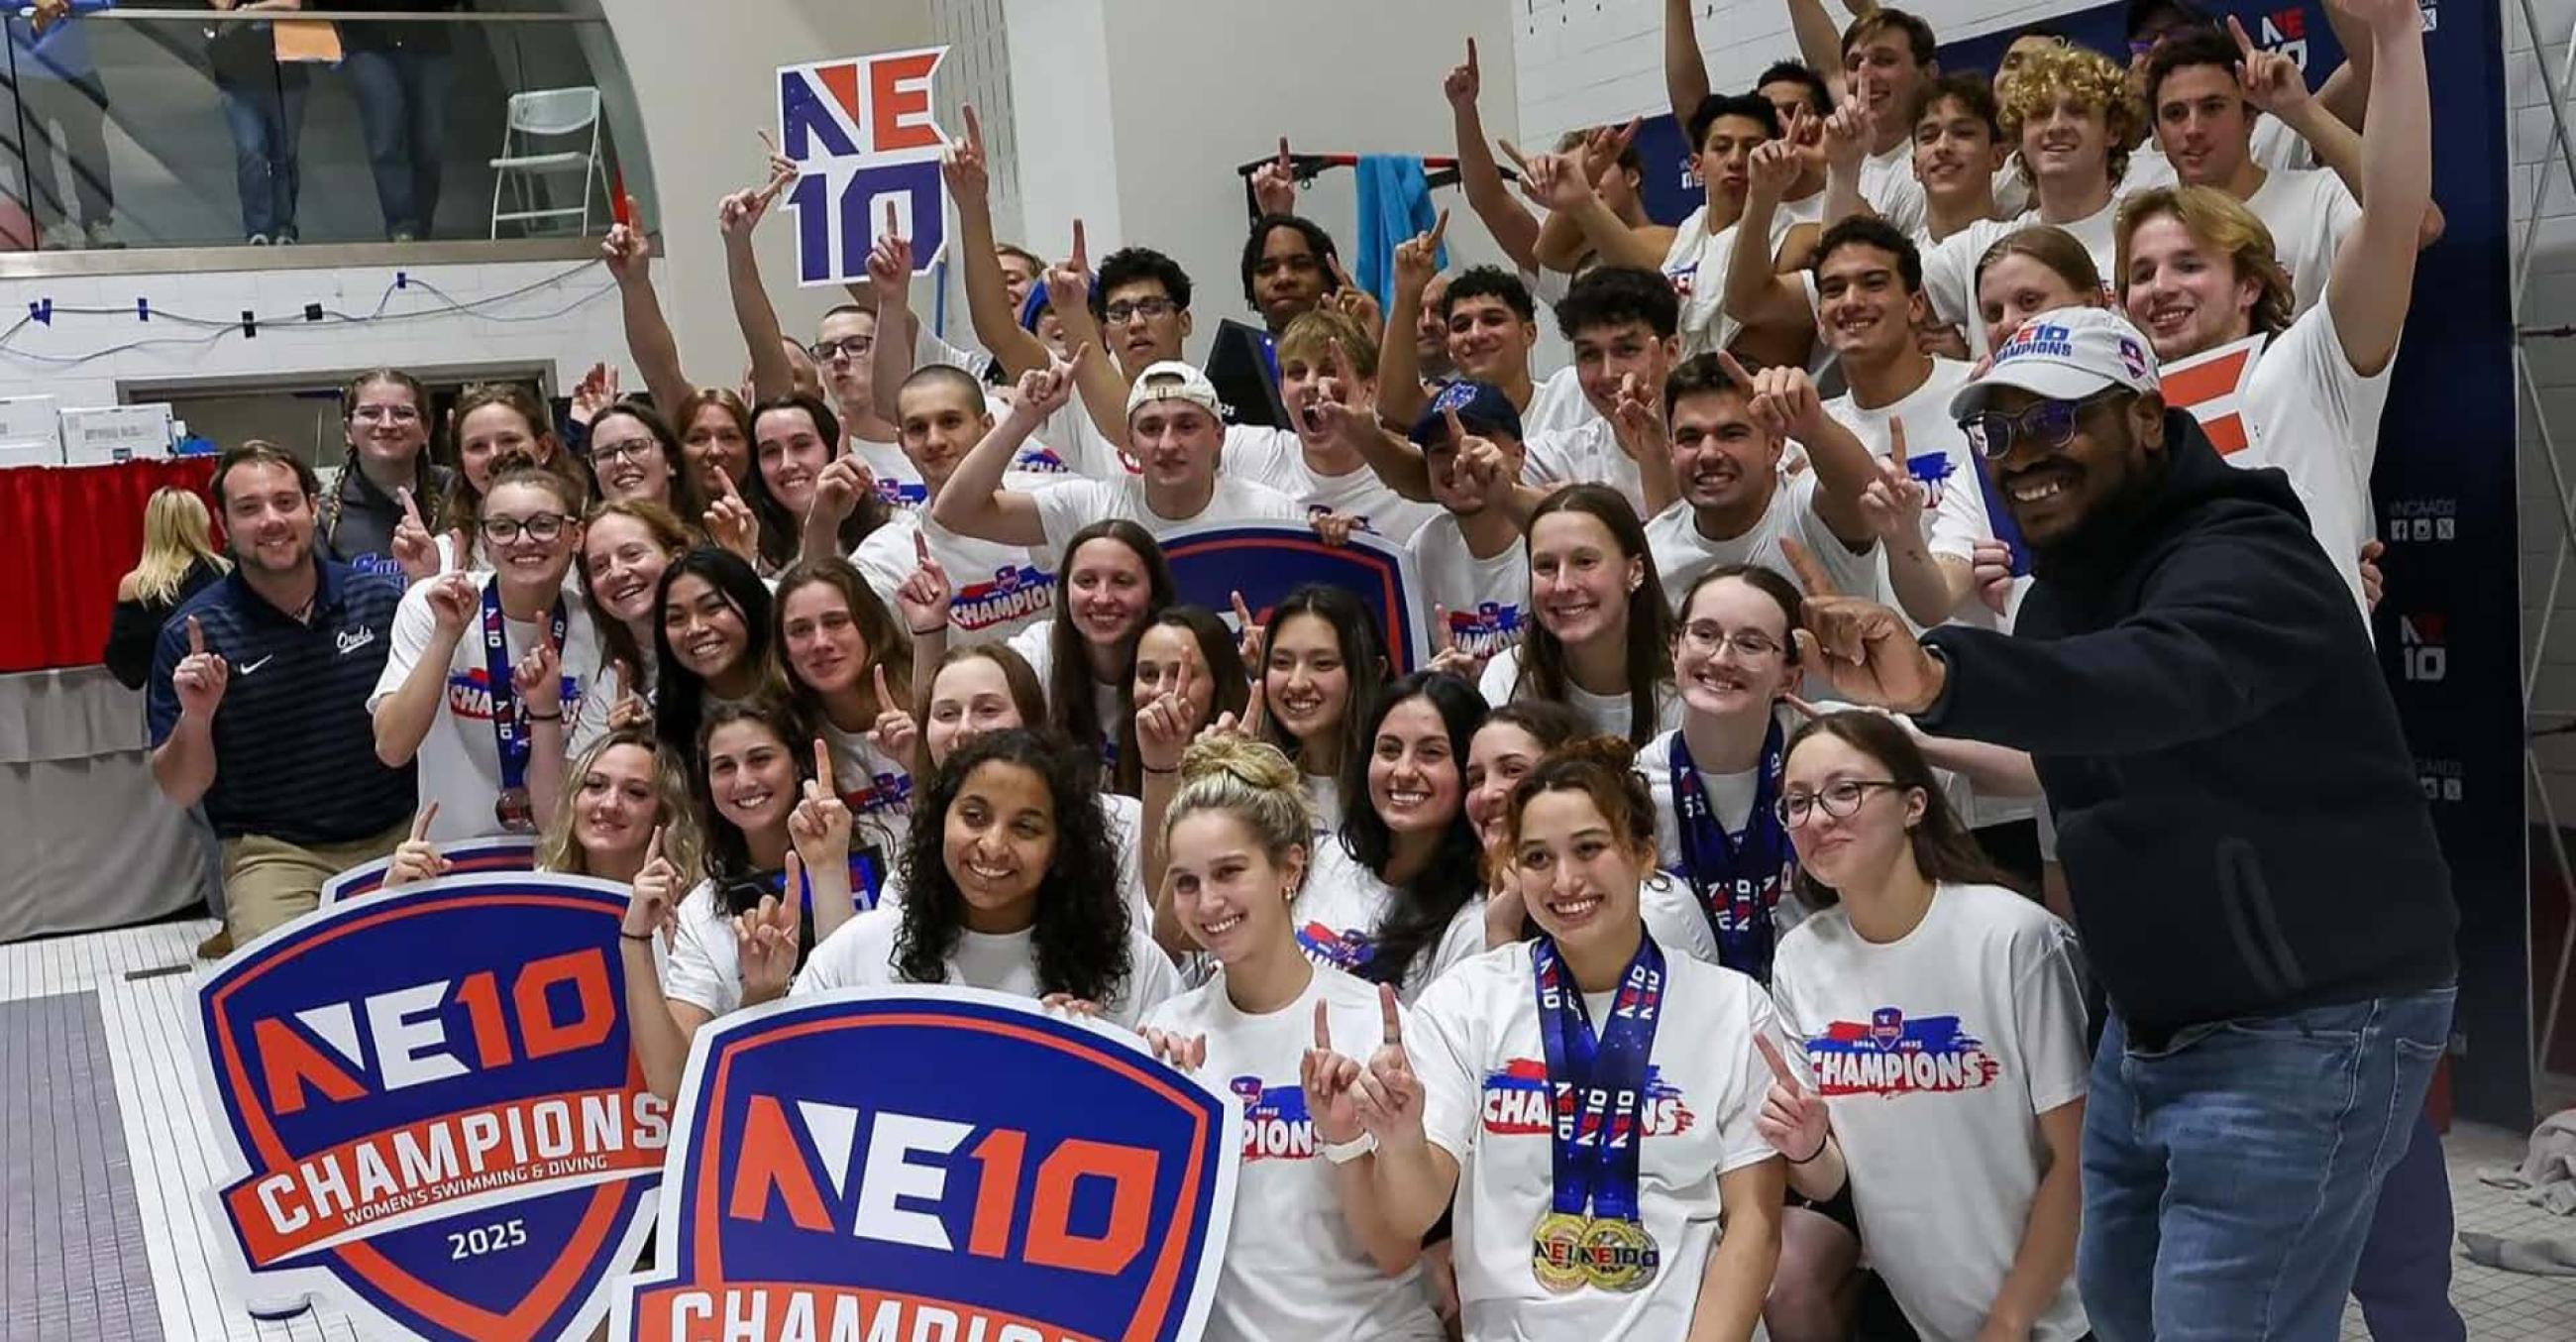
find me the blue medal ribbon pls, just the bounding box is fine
[1530,933,1666,1225]
[1667,718,1792,983]
[481,579,569,797]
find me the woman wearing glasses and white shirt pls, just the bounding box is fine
[372,460,613,842]
[1764,711,2090,1342]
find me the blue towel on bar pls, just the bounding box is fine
[1354,155,1445,311]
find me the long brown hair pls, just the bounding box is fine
[1514,486,1674,745]
[773,557,913,727]
[537,729,705,883]
[1500,735,1660,874]
[914,641,1050,780]
[580,499,693,680]
[1048,519,1176,760]
[441,382,587,566]
[1780,711,2013,908]
[1114,606,1249,796]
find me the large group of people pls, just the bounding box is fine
[123,0,2469,1337]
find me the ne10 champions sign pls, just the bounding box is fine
[613,990,1238,1342]
[777,48,951,286]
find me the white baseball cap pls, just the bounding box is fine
[1949,307,2161,421]
[1126,360,1225,421]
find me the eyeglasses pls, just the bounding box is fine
[810,337,872,362]
[1775,779,1904,828]
[1677,622,1785,660]
[587,437,658,465]
[352,404,422,423]
[1104,296,1178,325]
[1961,388,2129,461]
[479,512,574,544]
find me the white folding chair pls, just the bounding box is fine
[487,87,604,239]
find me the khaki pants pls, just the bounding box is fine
[220,821,409,945]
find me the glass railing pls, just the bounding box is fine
[0,4,649,251]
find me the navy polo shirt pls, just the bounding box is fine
[147,557,416,845]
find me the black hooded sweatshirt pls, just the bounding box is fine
[1916,410,2456,1042]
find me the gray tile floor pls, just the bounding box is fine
[3,916,2572,1340]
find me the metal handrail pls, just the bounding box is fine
[9,8,600,23]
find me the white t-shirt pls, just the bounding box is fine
[1663,192,1824,357]
[792,905,1182,1027]
[1522,419,1649,521]
[1822,358,1995,622]
[1523,366,1599,437]
[663,880,744,1018]
[369,579,611,842]
[1035,399,1138,481]
[1224,425,1443,543]
[847,436,928,512]
[2237,300,2391,622]
[1770,883,2093,1342]
[2125,111,2316,195]
[816,719,913,861]
[1292,839,1485,1001]
[1644,472,1880,611]
[850,507,1057,645]
[1860,140,1928,239]
[1140,967,1449,1342]
[1411,514,1529,660]
[1302,771,1344,839]
[1031,472,1304,556]
[2244,167,2359,319]
[1477,644,1683,742]
[1005,622,1124,754]
[1413,943,1778,1340]
[1921,199,2120,355]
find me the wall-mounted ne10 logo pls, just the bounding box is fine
[776,48,951,286]
[194,873,666,1341]
[612,989,1238,1342]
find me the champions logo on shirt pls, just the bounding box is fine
[951,564,1057,631]
[609,990,1236,1342]
[197,875,665,1341]
[1295,923,1375,972]
[1905,451,1956,509]
[445,668,576,723]
[880,479,931,509]
[1230,1075,1317,1162]
[837,770,913,818]
[1478,1060,1695,1138]
[1446,602,1526,658]
[1012,444,1073,475]
[1805,1007,2000,1097]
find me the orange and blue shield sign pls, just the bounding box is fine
[612,989,1239,1342]
[195,872,665,1340]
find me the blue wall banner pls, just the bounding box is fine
[1158,519,1434,675]
[194,873,665,1341]
[611,989,1239,1342]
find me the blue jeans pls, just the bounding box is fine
[2077,988,2455,1342]
[2350,1109,2465,1341]
[215,68,306,240]
[342,48,451,237]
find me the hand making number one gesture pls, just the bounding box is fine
[1753,1033,1832,1166]
[1344,983,1427,1148]
[1780,535,1948,715]
[1300,997,1369,1148]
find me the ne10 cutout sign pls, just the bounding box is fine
[195,872,665,1341]
[777,48,951,286]
[613,990,1239,1342]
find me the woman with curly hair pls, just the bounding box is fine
[795,727,1179,1024]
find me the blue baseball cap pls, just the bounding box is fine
[1409,379,1524,447]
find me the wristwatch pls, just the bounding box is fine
[1321,1132,1378,1165]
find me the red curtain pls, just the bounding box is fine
[0,459,220,673]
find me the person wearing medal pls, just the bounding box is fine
[1329,737,1785,1340]
[371,458,612,841]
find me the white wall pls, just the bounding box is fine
[949,0,1532,362]
[2512,0,2576,828]
[0,257,624,414]
[598,0,935,365]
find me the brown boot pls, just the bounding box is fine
[196,928,232,959]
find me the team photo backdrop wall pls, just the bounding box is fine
[1553,0,2522,1122]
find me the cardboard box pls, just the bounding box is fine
[0,394,57,446]
[0,438,60,469]
[60,403,173,466]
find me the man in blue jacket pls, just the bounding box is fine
[1787,305,2456,1340]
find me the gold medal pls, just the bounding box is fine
[1578,1217,1661,1292]
[1529,1211,1591,1293]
